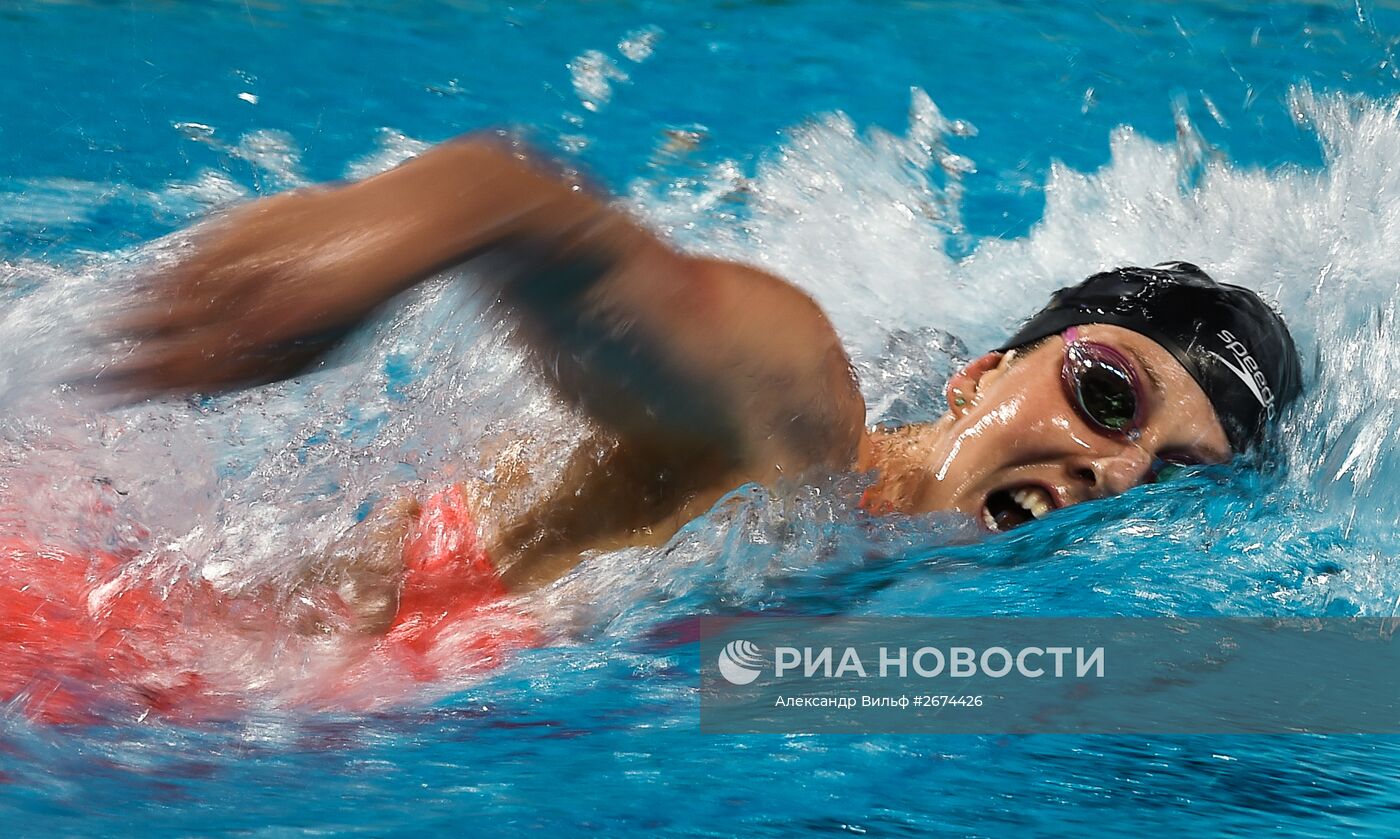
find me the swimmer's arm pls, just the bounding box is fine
[418,139,866,473]
[111,135,865,471]
[292,495,421,635]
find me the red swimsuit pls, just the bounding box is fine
[0,485,537,724]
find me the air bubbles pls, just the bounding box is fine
[570,49,628,113]
[232,69,259,105]
[162,169,247,210]
[172,122,216,144]
[558,134,591,155]
[561,26,664,151]
[660,126,705,155]
[1201,92,1229,129]
[619,26,663,63]
[168,122,307,191]
[231,130,305,189]
[905,86,946,153]
[425,78,466,98]
[1170,94,1211,193]
[343,128,431,180]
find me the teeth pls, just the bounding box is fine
[1010,487,1054,519]
[982,509,999,532]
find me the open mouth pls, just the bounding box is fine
[981,484,1058,532]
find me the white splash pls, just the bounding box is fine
[569,49,628,113]
[5,81,1400,706]
[619,26,663,63]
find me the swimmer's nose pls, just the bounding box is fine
[1067,445,1155,499]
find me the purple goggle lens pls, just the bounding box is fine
[1060,327,1144,439]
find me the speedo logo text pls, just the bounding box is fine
[1214,329,1275,417]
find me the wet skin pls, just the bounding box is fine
[858,325,1231,531]
[104,134,1232,627]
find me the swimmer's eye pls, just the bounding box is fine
[1060,328,1145,440]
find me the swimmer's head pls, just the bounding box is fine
[861,262,1303,532]
[993,261,1302,451]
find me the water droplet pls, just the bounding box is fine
[619,26,663,63]
[569,49,628,113]
[172,122,216,143]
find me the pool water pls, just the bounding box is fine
[4,0,1400,834]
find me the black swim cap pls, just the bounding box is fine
[997,262,1303,452]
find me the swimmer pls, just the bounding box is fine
[104,134,1303,630]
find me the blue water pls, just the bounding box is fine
[4,0,1400,835]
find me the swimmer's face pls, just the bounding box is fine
[862,324,1232,531]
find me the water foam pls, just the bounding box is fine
[4,82,1400,712]
[619,81,1400,616]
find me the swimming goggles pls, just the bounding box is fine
[1060,326,1144,441]
[1059,327,1205,481]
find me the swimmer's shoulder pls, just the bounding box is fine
[680,256,867,473]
